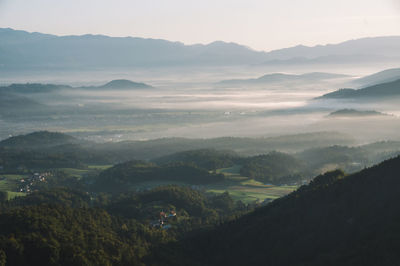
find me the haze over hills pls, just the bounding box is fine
[261,36,400,61]
[0,131,82,149]
[318,79,400,100]
[218,72,349,86]
[2,1,400,264]
[0,79,153,93]
[328,109,388,117]
[352,68,400,87]
[0,92,45,112]
[98,79,152,89]
[1,28,400,70]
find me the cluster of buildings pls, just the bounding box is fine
[19,172,50,193]
[150,210,177,229]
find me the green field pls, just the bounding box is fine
[0,175,27,199]
[87,165,113,170]
[58,168,90,178]
[6,191,26,200]
[126,165,297,204]
[59,165,112,178]
[208,165,297,204]
[0,174,25,191]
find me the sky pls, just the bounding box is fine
[0,0,399,51]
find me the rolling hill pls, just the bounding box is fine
[353,68,400,87]
[158,155,400,265]
[318,79,400,100]
[0,131,82,149]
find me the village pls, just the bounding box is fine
[150,210,177,229]
[18,172,50,193]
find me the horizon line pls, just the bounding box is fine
[2,27,400,54]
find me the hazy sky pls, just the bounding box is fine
[0,0,399,51]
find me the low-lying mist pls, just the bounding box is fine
[1,64,400,144]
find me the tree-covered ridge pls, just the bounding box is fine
[95,161,225,192]
[0,131,80,149]
[240,151,305,184]
[0,131,356,167]
[158,155,400,266]
[0,205,166,266]
[0,184,243,266]
[153,149,240,170]
[318,78,400,99]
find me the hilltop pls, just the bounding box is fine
[0,131,81,149]
[98,79,152,89]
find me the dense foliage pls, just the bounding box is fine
[0,185,243,266]
[95,161,225,192]
[240,151,305,184]
[153,149,239,170]
[156,156,400,266]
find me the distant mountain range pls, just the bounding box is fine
[1,28,399,69]
[0,79,152,94]
[317,79,400,100]
[218,72,349,86]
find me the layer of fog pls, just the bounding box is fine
[1,63,400,144]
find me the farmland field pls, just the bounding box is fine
[208,165,297,203]
[0,174,25,191]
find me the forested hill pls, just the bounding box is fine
[319,78,400,100]
[153,149,240,170]
[95,160,225,192]
[0,131,81,149]
[156,155,400,266]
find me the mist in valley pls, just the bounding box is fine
[1,63,400,145]
[2,2,400,264]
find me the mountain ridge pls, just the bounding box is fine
[1,28,399,69]
[317,79,400,100]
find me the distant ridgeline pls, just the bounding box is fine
[217,72,349,86]
[0,79,153,94]
[2,28,400,69]
[328,109,388,117]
